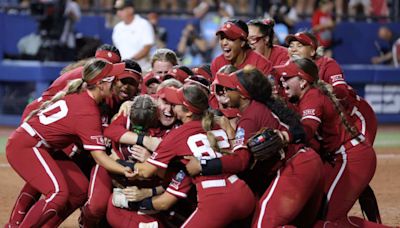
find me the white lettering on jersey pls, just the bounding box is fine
[187,130,228,160]
[38,100,68,125]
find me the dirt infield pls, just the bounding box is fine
[1,126,400,227]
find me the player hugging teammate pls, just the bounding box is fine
[4,17,391,228]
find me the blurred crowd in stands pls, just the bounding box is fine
[0,0,399,66]
[0,0,398,21]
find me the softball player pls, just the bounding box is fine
[277,58,382,227]
[20,44,121,122]
[211,19,272,77]
[79,70,143,227]
[285,32,380,222]
[5,59,134,227]
[192,67,324,227]
[6,48,133,227]
[285,32,377,144]
[133,85,256,228]
[247,18,290,66]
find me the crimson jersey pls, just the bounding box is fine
[268,45,289,66]
[42,67,83,101]
[315,56,350,102]
[147,121,231,184]
[211,49,272,77]
[27,91,105,151]
[220,101,295,173]
[165,170,192,199]
[104,114,169,159]
[297,88,350,154]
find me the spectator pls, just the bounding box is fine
[59,0,81,50]
[371,0,389,21]
[177,23,209,67]
[393,38,400,67]
[267,0,299,30]
[147,12,167,50]
[371,26,396,65]
[348,0,371,20]
[295,0,316,17]
[193,0,234,59]
[312,0,335,57]
[112,0,155,71]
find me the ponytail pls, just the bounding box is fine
[201,111,220,153]
[314,80,359,138]
[237,67,306,143]
[24,78,85,122]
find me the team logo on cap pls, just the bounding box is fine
[107,52,112,58]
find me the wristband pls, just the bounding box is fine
[116,159,136,170]
[139,198,154,210]
[127,201,140,211]
[137,133,145,146]
[200,158,222,176]
[152,187,157,196]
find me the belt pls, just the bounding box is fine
[21,122,51,148]
[335,134,365,154]
[200,175,239,189]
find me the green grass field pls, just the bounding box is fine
[0,137,7,153]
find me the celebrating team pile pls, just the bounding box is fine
[5,16,391,228]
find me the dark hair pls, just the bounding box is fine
[123,59,142,74]
[228,19,248,36]
[293,58,358,138]
[177,65,194,76]
[97,44,121,59]
[247,18,275,48]
[198,64,212,79]
[302,32,319,59]
[129,95,158,131]
[236,66,305,143]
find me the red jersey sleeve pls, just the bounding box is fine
[104,114,129,142]
[319,58,349,101]
[166,170,192,198]
[298,90,324,142]
[260,59,273,76]
[147,136,176,169]
[75,114,106,151]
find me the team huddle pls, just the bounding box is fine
[5,18,390,228]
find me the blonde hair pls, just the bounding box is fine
[24,59,110,122]
[151,48,179,67]
[60,58,92,75]
[181,85,223,153]
[157,78,183,90]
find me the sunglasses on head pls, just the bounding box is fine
[215,84,237,96]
